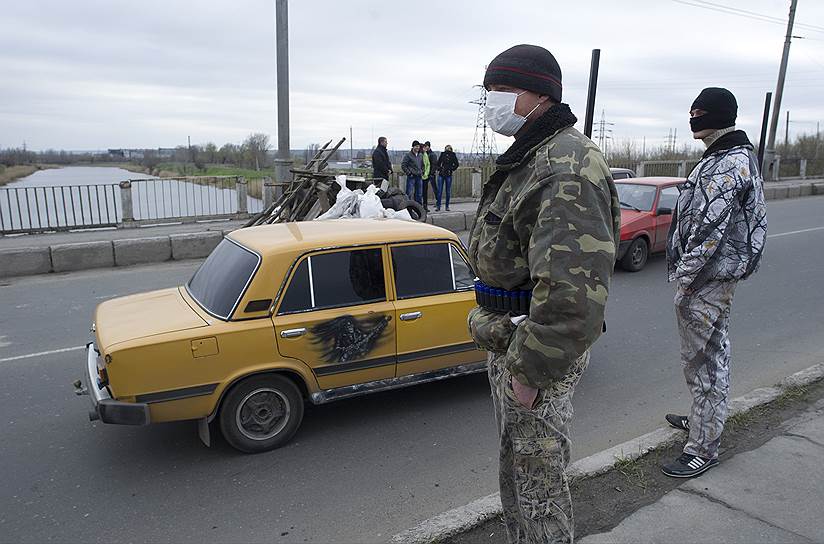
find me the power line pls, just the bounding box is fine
[671,0,824,34]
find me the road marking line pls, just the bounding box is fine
[0,346,85,363]
[769,226,824,239]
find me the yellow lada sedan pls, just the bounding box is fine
[78,219,485,453]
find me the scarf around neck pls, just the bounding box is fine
[495,103,578,167]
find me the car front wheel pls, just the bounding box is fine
[620,237,649,272]
[219,374,304,453]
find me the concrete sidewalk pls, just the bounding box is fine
[390,364,824,544]
[580,401,824,543]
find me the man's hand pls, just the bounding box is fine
[511,376,539,409]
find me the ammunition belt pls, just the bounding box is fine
[474,279,531,316]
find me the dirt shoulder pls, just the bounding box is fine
[444,378,824,543]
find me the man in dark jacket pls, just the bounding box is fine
[401,140,424,204]
[421,141,439,212]
[436,145,459,211]
[371,136,392,182]
[662,87,767,479]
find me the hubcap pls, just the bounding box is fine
[632,243,646,266]
[236,387,290,441]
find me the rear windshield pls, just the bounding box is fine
[186,239,260,319]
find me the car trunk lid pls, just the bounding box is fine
[95,287,208,351]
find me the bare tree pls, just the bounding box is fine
[242,133,271,171]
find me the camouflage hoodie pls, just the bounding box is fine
[666,130,767,290]
[467,104,621,389]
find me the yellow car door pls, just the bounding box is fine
[390,241,484,377]
[273,246,397,390]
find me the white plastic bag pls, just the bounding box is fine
[358,184,385,219]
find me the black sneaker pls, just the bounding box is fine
[662,453,718,478]
[666,413,690,431]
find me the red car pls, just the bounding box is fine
[615,177,685,271]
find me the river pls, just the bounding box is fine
[1,167,263,232]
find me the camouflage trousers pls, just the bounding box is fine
[488,350,589,544]
[674,280,737,460]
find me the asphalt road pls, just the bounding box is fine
[1,196,823,543]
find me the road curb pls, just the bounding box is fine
[1,184,822,279]
[387,362,824,544]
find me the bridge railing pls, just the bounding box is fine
[0,184,120,234]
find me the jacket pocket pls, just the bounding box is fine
[468,306,517,353]
[484,211,502,225]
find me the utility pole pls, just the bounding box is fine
[583,49,601,138]
[273,0,291,189]
[763,0,798,180]
[758,92,772,171]
[350,126,354,170]
[785,110,790,149]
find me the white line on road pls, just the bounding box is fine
[769,226,824,239]
[0,346,85,363]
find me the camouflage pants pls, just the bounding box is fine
[488,350,589,544]
[674,280,737,460]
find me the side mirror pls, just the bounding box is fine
[656,207,673,216]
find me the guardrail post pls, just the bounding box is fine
[677,160,687,178]
[263,177,275,208]
[471,169,482,198]
[119,181,133,224]
[236,177,248,214]
[800,159,807,179]
[637,162,645,177]
[775,158,781,181]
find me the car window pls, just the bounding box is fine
[451,245,474,290]
[278,248,386,314]
[278,259,311,314]
[615,183,657,211]
[187,239,260,319]
[612,172,628,180]
[392,243,469,298]
[658,186,680,210]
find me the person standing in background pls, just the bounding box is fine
[421,141,439,212]
[436,145,459,211]
[401,140,424,204]
[371,136,392,182]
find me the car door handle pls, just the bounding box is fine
[400,311,422,321]
[280,328,307,338]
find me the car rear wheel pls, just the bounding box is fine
[620,237,649,272]
[219,374,304,453]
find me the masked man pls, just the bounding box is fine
[467,44,620,543]
[662,87,767,478]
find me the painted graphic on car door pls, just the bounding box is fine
[273,247,397,390]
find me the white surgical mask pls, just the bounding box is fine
[485,91,542,137]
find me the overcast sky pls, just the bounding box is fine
[2,0,823,154]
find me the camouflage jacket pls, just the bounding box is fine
[467,106,621,389]
[666,130,767,289]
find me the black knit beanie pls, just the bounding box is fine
[483,44,562,102]
[690,87,737,132]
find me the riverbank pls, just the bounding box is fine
[0,164,59,186]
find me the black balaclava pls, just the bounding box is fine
[690,87,737,133]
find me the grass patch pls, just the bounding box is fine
[0,164,59,186]
[613,454,649,492]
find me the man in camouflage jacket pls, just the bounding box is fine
[662,88,767,479]
[467,44,620,543]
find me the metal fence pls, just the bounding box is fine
[0,184,120,234]
[129,177,257,220]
